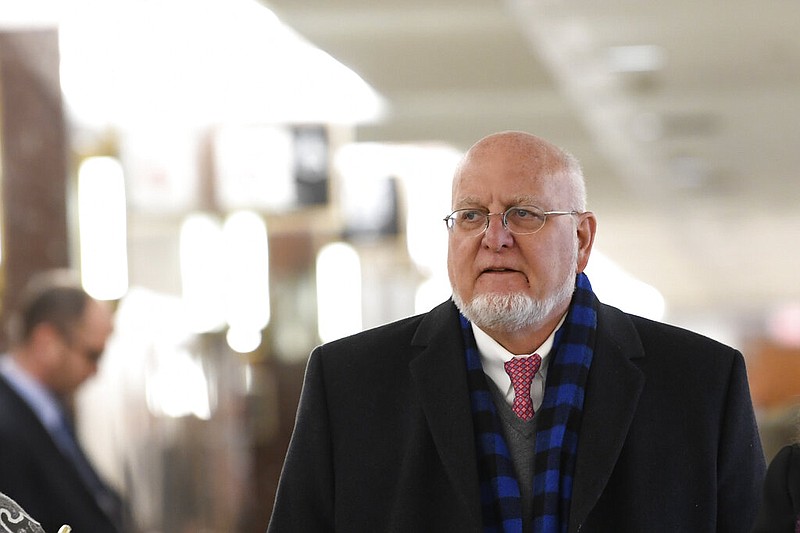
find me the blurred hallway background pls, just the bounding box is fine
[1,0,799,530]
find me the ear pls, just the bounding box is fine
[576,211,597,273]
[28,323,65,362]
[30,322,60,343]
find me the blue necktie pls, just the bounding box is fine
[51,409,122,528]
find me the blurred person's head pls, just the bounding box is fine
[7,269,114,398]
[446,131,596,352]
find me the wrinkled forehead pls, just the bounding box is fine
[452,136,571,206]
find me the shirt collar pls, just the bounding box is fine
[0,354,64,431]
[471,313,567,404]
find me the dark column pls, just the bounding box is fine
[0,28,70,347]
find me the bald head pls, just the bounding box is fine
[454,131,586,212]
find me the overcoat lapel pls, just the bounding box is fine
[568,304,646,532]
[0,377,61,455]
[409,301,482,529]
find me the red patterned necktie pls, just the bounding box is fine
[504,354,542,421]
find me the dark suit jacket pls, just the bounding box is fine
[0,375,122,533]
[752,443,800,532]
[268,299,766,532]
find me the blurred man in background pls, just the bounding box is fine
[0,269,127,532]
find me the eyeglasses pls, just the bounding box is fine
[443,205,580,237]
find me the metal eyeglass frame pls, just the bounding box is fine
[443,205,580,236]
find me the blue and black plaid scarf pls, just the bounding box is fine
[461,272,598,533]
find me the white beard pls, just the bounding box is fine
[452,271,576,332]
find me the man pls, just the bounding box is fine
[0,269,126,532]
[268,131,765,532]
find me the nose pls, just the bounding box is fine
[481,213,514,250]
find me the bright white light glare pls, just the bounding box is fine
[607,45,666,73]
[78,156,129,300]
[586,251,666,320]
[335,142,460,278]
[145,346,213,420]
[213,125,295,211]
[226,326,263,354]
[179,213,226,333]
[222,211,270,334]
[180,210,270,347]
[58,0,385,128]
[415,275,452,315]
[316,242,362,343]
[0,0,64,29]
[404,150,460,278]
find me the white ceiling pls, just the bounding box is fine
[263,0,800,328]
[1,0,798,334]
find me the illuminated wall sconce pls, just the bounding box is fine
[179,210,270,353]
[180,213,227,333]
[316,242,362,343]
[78,156,129,300]
[222,210,270,353]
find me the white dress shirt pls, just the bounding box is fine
[0,354,63,436]
[472,313,566,412]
